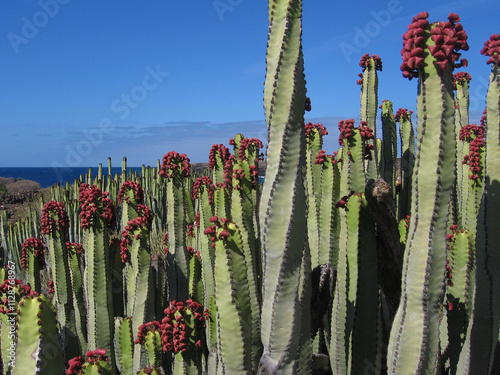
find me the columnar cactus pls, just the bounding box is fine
[458,33,500,374]
[395,108,415,221]
[79,184,116,369]
[259,0,311,373]
[358,53,382,179]
[160,151,192,301]
[41,200,80,360]
[388,12,468,374]
[20,237,45,293]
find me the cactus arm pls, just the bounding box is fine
[388,14,460,373]
[380,100,397,191]
[444,230,475,374]
[83,220,115,366]
[462,53,500,374]
[329,194,379,374]
[166,179,190,301]
[114,317,134,375]
[12,294,64,375]
[212,221,253,373]
[317,154,336,266]
[259,0,311,372]
[45,225,79,360]
[67,244,88,354]
[397,110,415,220]
[359,55,381,179]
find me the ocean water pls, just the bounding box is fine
[0,167,143,189]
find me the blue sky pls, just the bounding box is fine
[1,0,499,167]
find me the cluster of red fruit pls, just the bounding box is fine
[21,237,45,269]
[120,204,152,263]
[65,349,108,375]
[356,53,382,85]
[118,180,144,205]
[401,12,468,79]
[192,176,215,204]
[481,34,500,65]
[460,124,485,181]
[159,151,191,179]
[160,299,206,354]
[394,108,414,122]
[41,200,69,235]
[79,184,115,230]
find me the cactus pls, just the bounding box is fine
[380,100,397,192]
[66,350,113,375]
[388,12,468,374]
[79,184,116,369]
[458,33,500,374]
[329,193,380,374]
[160,151,192,301]
[41,201,80,360]
[20,238,45,293]
[395,108,415,221]
[259,0,311,372]
[358,53,382,179]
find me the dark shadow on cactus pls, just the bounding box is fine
[364,179,401,319]
[310,264,336,337]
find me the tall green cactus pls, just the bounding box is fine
[458,34,500,374]
[41,201,80,360]
[358,53,382,179]
[388,12,468,374]
[79,184,116,369]
[160,151,191,301]
[259,0,311,372]
[329,193,380,374]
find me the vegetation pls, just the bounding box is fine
[1,2,500,374]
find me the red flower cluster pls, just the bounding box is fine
[65,349,108,375]
[395,108,414,122]
[358,123,375,160]
[135,321,161,345]
[203,216,231,247]
[453,71,472,90]
[208,144,233,187]
[186,246,200,258]
[338,119,355,146]
[232,168,246,191]
[160,299,205,353]
[48,279,54,294]
[21,237,45,269]
[159,151,191,179]
[427,13,468,72]
[314,150,335,165]
[120,204,153,263]
[305,122,328,143]
[460,124,485,181]
[401,12,429,79]
[41,201,69,235]
[237,138,263,161]
[0,280,32,314]
[187,224,196,238]
[79,184,115,230]
[336,192,354,209]
[118,180,144,205]
[481,34,500,65]
[65,241,85,256]
[401,12,468,79]
[356,53,382,84]
[192,176,215,204]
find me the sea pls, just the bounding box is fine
[0,167,143,189]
